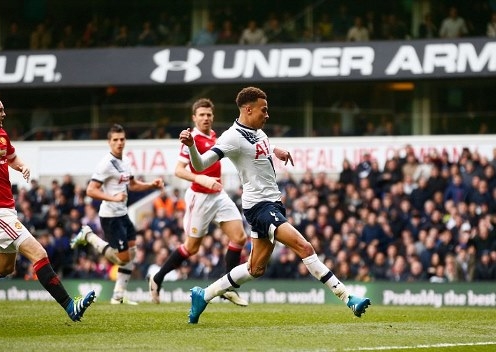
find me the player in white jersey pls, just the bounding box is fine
[71,124,164,304]
[181,87,371,324]
[149,98,248,306]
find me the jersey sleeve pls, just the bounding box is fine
[178,144,190,164]
[212,128,239,159]
[91,158,109,183]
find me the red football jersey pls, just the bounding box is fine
[178,128,221,194]
[0,128,16,209]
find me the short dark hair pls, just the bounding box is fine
[108,123,125,139]
[192,98,214,115]
[235,87,267,107]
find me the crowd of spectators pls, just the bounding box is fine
[2,1,496,51]
[9,145,496,284]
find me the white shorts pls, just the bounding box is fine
[183,188,242,238]
[0,208,32,253]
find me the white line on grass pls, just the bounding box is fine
[344,341,496,351]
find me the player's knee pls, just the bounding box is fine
[113,257,128,266]
[0,265,15,276]
[233,233,247,246]
[229,229,247,245]
[249,265,266,278]
[297,241,315,259]
[108,249,128,266]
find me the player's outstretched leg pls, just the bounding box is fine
[149,275,161,304]
[70,225,92,249]
[347,296,371,317]
[66,290,96,322]
[188,286,208,324]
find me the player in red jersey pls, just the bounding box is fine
[149,98,248,306]
[0,100,95,321]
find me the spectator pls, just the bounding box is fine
[444,253,464,282]
[80,21,98,47]
[80,203,103,237]
[471,217,496,258]
[332,4,353,41]
[338,159,355,187]
[153,188,176,219]
[473,250,495,280]
[429,264,447,283]
[3,22,29,50]
[360,212,386,250]
[264,16,289,43]
[377,158,402,195]
[330,99,360,136]
[406,258,427,282]
[146,247,178,282]
[191,20,218,46]
[439,6,469,38]
[137,21,158,46]
[156,11,171,45]
[280,11,299,42]
[217,19,239,44]
[238,20,267,45]
[388,255,409,282]
[316,13,333,41]
[149,207,175,236]
[455,245,476,281]
[410,177,431,211]
[369,251,388,280]
[418,12,438,39]
[381,14,410,40]
[169,22,188,46]
[346,16,369,42]
[487,12,496,37]
[113,25,132,47]
[426,166,448,198]
[444,174,469,205]
[30,22,52,49]
[57,24,78,49]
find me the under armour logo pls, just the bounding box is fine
[270,211,279,221]
[151,48,204,83]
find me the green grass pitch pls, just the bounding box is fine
[1,301,495,351]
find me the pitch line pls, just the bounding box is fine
[344,341,496,350]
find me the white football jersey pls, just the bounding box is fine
[212,120,281,209]
[91,152,132,217]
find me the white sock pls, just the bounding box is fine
[302,254,349,303]
[113,260,133,299]
[204,263,254,301]
[86,232,124,265]
[86,232,109,253]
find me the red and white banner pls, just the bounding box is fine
[11,135,494,191]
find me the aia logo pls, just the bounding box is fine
[118,174,130,184]
[150,48,204,83]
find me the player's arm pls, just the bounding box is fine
[86,179,126,202]
[179,128,219,172]
[8,154,30,181]
[175,160,222,191]
[128,176,164,192]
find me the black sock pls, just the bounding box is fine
[34,258,71,309]
[153,249,187,284]
[225,248,242,272]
